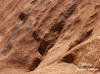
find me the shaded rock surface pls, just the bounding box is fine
[0,0,100,74]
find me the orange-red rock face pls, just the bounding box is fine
[0,0,100,74]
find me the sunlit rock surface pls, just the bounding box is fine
[0,0,100,74]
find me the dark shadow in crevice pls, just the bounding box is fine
[19,12,29,23]
[50,21,65,33]
[32,30,41,42]
[29,58,41,71]
[68,29,93,50]
[61,54,75,63]
[38,39,48,55]
[30,0,37,5]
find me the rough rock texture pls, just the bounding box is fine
[0,0,100,74]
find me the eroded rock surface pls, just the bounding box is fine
[0,0,100,74]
